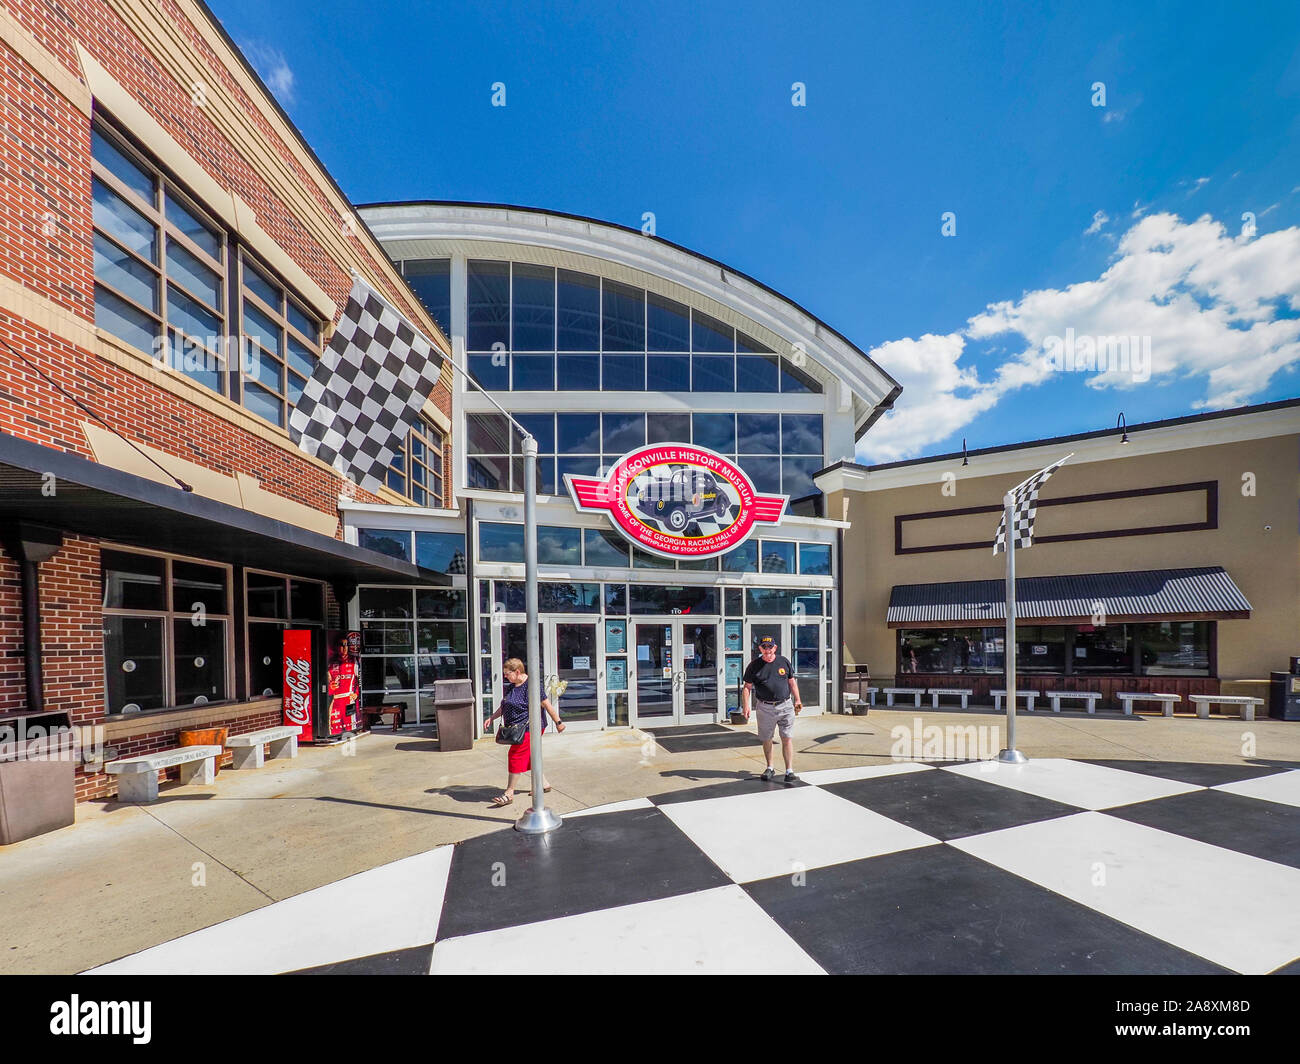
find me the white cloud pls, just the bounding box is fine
[858,212,1300,463]
[241,41,295,104]
[1084,210,1110,235]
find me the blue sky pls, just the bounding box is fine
[211,0,1300,460]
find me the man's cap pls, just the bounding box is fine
[758,636,777,648]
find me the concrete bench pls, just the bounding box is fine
[1188,695,1265,722]
[1116,692,1181,717]
[105,745,222,803]
[1047,691,1104,714]
[928,688,974,709]
[882,687,924,708]
[991,690,1040,713]
[226,726,300,770]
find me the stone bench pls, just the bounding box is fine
[226,726,300,770]
[991,690,1040,712]
[882,687,924,708]
[1047,691,1104,714]
[1116,692,1181,717]
[1188,695,1265,722]
[105,745,222,803]
[928,688,974,709]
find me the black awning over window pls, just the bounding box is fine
[887,567,1250,627]
[0,432,447,586]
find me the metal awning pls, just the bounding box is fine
[0,432,447,586]
[887,567,1251,628]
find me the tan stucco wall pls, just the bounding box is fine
[840,431,1299,684]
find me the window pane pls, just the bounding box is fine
[359,586,414,619]
[782,414,823,455]
[746,587,822,616]
[95,285,157,354]
[102,550,166,610]
[692,354,734,392]
[759,541,795,574]
[602,412,644,455]
[417,588,468,618]
[469,354,509,389]
[290,580,324,621]
[92,128,154,203]
[647,292,690,351]
[247,345,283,395]
[467,260,510,350]
[417,621,468,655]
[172,560,227,615]
[602,280,644,352]
[556,353,600,389]
[243,299,283,355]
[93,178,156,261]
[467,454,510,491]
[512,353,555,390]
[468,413,511,455]
[584,528,629,567]
[782,457,823,501]
[247,572,288,618]
[362,620,415,655]
[249,621,286,697]
[679,555,720,571]
[602,354,644,390]
[242,381,283,426]
[1073,625,1134,674]
[166,240,221,310]
[94,232,158,311]
[415,532,467,573]
[287,335,315,378]
[166,196,221,259]
[1138,621,1210,676]
[781,356,822,393]
[287,371,307,407]
[170,330,222,391]
[692,310,733,352]
[512,263,555,351]
[1016,626,1067,673]
[358,528,411,560]
[632,546,675,570]
[557,413,601,454]
[104,616,165,712]
[173,617,227,704]
[629,585,719,614]
[557,270,600,350]
[557,456,601,482]
[540,582,601,612]
[736,354,780,392]
[799,543,832,575]
[515,413,555,454]
[480,522,525,563]
[404,259,451,336]
[169,284,220,349]
[736,412,779,453]
[287,299,317,343]
[244,261,281,311]
[722,540,758,573]
[538,525,582,565]
[692,413,735,454]
[738,455,781,494]
[647,412,691,444]
[647,354,690,391]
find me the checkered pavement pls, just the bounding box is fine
[87,758,1300,975]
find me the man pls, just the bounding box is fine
[742,635,802,783]
[327,634,360,733]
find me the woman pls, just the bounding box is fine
[483,657,565,807]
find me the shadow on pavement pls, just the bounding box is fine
[426,784,503,804]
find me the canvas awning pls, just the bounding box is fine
[886,567,1251,628]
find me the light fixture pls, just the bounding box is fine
[1117,413,1129,444]
[961,439,969,466]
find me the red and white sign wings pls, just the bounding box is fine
[565,443,787,559]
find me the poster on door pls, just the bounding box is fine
[607,659,626,691]
[605,620,626,653]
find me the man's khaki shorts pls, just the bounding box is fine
[755,698,795,741]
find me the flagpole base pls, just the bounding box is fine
[515,807,563,834]
[997,748,1029,764]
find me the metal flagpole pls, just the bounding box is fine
[998,490,1027,764]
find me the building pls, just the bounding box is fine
[0,0,453,800]
[818,399,1300,708]
[348,202,900,732]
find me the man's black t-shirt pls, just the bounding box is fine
[743,655,796,703]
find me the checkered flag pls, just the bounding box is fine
[289,275,444,492]
[992,453,1072,555]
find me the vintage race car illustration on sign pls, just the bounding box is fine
[633,468,730,531]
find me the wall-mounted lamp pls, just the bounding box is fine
[961,438,969,466]
[1117,413,1129,444]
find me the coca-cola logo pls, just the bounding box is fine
[284,657,312,725]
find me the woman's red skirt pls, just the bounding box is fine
[507,730,531,774]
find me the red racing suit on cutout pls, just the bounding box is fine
[327,656,360,734]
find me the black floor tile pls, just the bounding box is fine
[288,943,434,975]
[743,846,1229,975]
[1271,956,1300,974]
[822,768,1078,840]
[1080,760,1288,787]
[1104,789,1300,868]
[645,724,727,737]
[648,776,808,805]
[649,730,763,754]
[436,806,730,940]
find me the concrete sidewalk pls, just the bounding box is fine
[2,707,1296,974]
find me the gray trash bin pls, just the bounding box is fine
[433,678,475,751]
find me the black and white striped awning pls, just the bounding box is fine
[887,567,1251,627]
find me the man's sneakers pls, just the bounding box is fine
[784,770,798,784]
[759,767,775,782]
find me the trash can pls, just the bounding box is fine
[433,678,475,751]
[179,727,228,775]
[0,730,76,844]
[1269,670,1300,721]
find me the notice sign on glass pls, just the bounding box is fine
[607,659,627,691]
[605,621,626,654]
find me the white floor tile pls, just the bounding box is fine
[951,812,1300,974]
[658,784,937,883]
[799,762,935,785]
[942,757,1201,809]
[87,845,454,975]
[429,884,824,974]
[1214,769,1300,809]
[567,798,654,818]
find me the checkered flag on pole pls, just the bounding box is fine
[289,274,445,492]
[992,453,1073,555]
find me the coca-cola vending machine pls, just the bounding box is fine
[283,629,361,743]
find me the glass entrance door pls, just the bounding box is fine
[633,619,721,726]
[745,619,823,712]
[548,620,600,730]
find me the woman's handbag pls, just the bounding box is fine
[495,720,527,745]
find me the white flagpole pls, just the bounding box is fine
[998,490,1027,764]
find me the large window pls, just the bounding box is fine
[91,118,322,430]
[101,548,232,714]
[895,623,1213,676]
[462,260,822,394]
[245,571,326,698]
[357,587,470,723]
[387,415,447,506]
